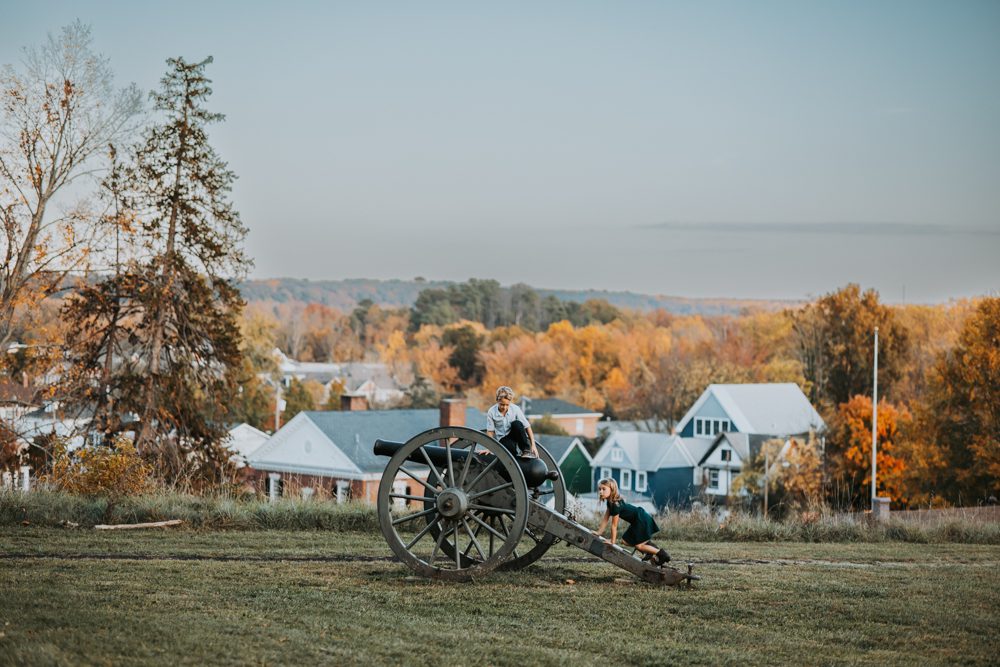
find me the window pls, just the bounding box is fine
[636,471,648,492]
[708,469,719,489]
[575,418,584,433]
[621,470,632,491]
[696,417,733,437]
[720,449,731,462]
[600,467,611,482]
[611,448,623,462]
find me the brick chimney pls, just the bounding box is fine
[439,397,466,428]
[341,393,369,411]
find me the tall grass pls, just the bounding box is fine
[651,507,1000,544]
[3,489,997,543]
[0,489,378,532]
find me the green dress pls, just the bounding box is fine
[609,500,659,545]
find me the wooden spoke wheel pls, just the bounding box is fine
[376,426,528,582]
[499,442,566,571]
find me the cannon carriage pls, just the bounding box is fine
[373,426,698,586]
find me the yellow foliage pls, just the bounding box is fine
[47,437,152,497]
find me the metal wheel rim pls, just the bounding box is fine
[376,426,528,581]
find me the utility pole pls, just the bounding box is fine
[763,447,769,519]
[871,327,879,508]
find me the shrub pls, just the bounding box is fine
[47,436,152,498]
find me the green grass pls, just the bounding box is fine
[1,528,997,666]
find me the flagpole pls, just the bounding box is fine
[871,327,879,508]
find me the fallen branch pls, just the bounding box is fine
[94,519,184,530]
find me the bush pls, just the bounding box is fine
[47,437,151,498]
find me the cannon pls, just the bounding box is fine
[373,426,699,586]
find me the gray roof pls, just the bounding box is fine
[698,432,772,465]
[302,407,485,473]
[521,397,600,416]
[535,435,583,462]
[676,383,826,436]
[593,431,673,471]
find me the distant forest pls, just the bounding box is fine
[238,277,794,316]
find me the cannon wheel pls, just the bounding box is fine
[428,442,567,570]
[376,426,528,582]
[499,442,566,571]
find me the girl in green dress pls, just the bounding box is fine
[594,477,670,566]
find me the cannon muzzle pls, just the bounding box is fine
[374,438,556,488]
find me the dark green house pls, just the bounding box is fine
[536,435,594,495]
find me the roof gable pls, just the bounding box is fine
[284,407,485,473]
[593,431,672,471]
[249,414,362,475]
[676,383,825,436]
[535,435,592,464]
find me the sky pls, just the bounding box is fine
[3,1,999,303]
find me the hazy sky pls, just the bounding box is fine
[3,1,999,302]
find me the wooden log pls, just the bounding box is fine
[94,519,184,530]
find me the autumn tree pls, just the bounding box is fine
[916,297,1000,503]
[61,57,249,485]
[790,284,909,410]
[282,378,316,423]
[827,395,911,508]
[0,22,142,347]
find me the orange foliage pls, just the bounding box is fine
[833,395,912,504]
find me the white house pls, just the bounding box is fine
[247,399,483,503]
[675,383,825,440]
[225,423,271,468]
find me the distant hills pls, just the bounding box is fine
[239,278,797,316]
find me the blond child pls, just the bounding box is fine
[593,477,670,566]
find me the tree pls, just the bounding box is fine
[827,395,911,508]
[282,378,316,423]
[530,414,568,436]
[442,324,484,388]
[917,297,1000,503]
[61,57,249,485]
[790,284,909,409]
[0,22,142,346]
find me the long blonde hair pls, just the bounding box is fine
[598,477,622,505]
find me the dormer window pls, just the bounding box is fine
[695,417,732,436]
[611,448,623,462]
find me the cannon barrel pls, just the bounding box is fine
[374,438,556,488]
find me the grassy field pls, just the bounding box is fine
[1,528,998,666]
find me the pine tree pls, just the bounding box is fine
[61,57,249,484]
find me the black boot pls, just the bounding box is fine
[655,549,671,566]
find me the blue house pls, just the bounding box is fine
[590,431,713,510]
[676,383,825,440]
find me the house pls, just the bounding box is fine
[520,397,603,438]
[225,422,271,468]
[273,350,409,407]
[535,434,594,495]
[590,431,714,510]
[696,432,771,499]
[675,383,825,440]
[247,398,483,503]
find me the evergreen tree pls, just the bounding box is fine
[61,57,249,483]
